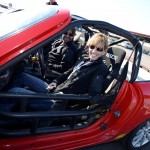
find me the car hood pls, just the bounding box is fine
[0,6,58,40]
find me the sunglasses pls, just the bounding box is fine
[89,45,104,52]
[64,32,74,37]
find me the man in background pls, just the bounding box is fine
[46,0,58,5]
[45,28,78,74]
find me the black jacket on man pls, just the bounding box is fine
[53,57,108,96]
[46,40,78,73]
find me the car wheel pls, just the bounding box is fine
[127,119,150,150]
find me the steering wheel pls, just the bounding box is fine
[38,48,62,79]
[38,48,46,78]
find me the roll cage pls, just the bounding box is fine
[0,17,142,137]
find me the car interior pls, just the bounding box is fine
[0,22,131,137]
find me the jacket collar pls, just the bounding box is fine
[85,57,104,64]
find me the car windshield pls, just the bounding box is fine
[0,6,58,40]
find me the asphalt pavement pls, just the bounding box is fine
[81,141,126,150]
[81,141,150,150]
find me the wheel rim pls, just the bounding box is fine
[132,121,150,147]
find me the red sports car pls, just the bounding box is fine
[0,5,150,150]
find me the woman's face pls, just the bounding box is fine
[88,44,106,61]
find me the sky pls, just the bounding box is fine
[56,0,150,35]
[1,0,150,35]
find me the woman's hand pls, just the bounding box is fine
[47,82,57,92]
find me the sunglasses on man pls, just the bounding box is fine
[64,32,74,37]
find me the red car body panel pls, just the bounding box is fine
[0,81,150,149]
[0,8,71,67]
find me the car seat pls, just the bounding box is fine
[102,46,126,93]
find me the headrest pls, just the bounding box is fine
[102,46,126,93]
[102,46,126,71]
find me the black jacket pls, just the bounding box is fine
[46,40,78,73]
[53,57,108,95]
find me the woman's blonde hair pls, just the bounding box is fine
[86,33,108,52]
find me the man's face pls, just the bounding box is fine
[62,29,74,43]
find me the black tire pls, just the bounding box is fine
[123,119,150,150]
